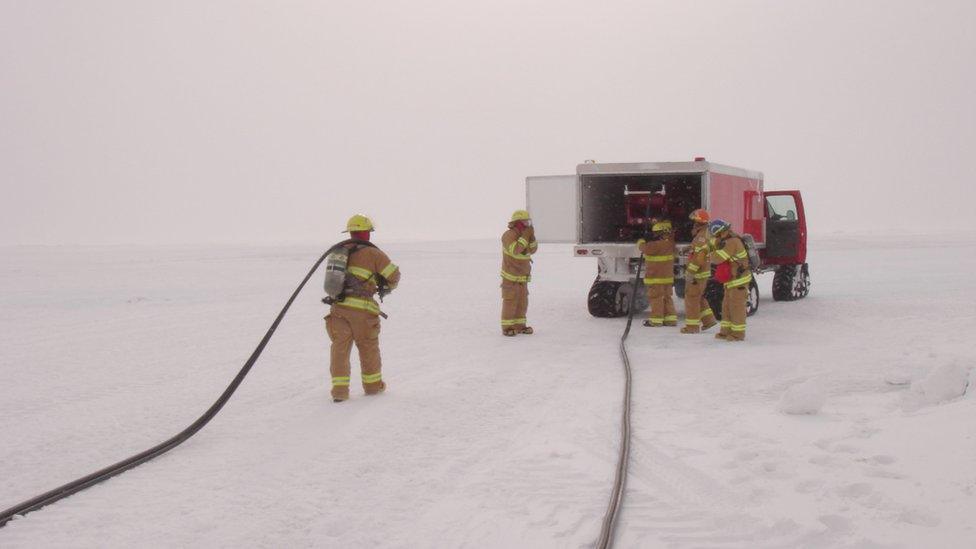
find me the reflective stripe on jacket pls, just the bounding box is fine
[335,296,382,315]
[333,245,401,316]
[685,225,713,280]
[638,236,676,285]
[710,234,752,289]
[501,228,537,283]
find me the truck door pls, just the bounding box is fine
[526,175,579,243]
[763,191,807,264]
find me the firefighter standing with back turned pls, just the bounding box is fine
[708,219,751,341]
[638,219,678,327]
[500,210,538,336]
[325,214,401,402]
[681,209,718,333]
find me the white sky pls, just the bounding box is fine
[2,0,974,245]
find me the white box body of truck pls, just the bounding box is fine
[527,159,794,318]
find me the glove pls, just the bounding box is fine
[685,272,696,286]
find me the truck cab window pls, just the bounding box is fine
[766,195,797,222]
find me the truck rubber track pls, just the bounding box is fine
[595,261,643,548]
[0,248,333,528]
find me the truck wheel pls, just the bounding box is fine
[704,278,760,319]
[772,263,811,301]
[674,277,686,299]
[746,278,759,317]
[588,280,619,317]
[633,283,649,314]
[704,280,724,320]
[587,280,648,317]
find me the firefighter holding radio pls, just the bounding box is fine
[500,210,538,336]
[681,209,718,333]
[709,219,751,341]
[638,219,678,327]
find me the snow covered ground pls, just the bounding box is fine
[1,234,974,548]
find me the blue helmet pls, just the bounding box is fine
[708,219,731,236]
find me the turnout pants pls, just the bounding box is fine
[683,280,716,330]
[325,305,385,399]
[501,280,529,332]
[647,284,677,326]
[720,285,748,340]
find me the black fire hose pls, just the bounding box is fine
[595,255,644,548]
[0,248,331,528]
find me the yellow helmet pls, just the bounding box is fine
[342,213,374,233]
[651,219,672,233]
[510,209,531,223]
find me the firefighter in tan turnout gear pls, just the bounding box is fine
[681,209,718,334]
[500,210,538,336]
[708,219,751,341]
[638,219,678,327]
[325,214,401,402]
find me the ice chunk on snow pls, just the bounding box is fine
[884,371,912,386]
[911,363,971,406]
[777,378,826,415]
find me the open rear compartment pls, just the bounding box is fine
[579,173,703,244]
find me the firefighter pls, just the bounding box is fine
[681,209,718,334]
[638,219,678,327]
[500,209,538,336]
[708,219,751,341]
[326,214,401,402]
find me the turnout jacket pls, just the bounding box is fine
[501,227,538,283]
[335,245,401,316]
[685,225,712,281]
[709,233,752,288]
[638,236,676,285]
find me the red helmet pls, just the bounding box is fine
[689,209,710,223]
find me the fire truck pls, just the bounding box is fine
[526,158,810,318]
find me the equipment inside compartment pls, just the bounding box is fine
[580,174,703,243]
